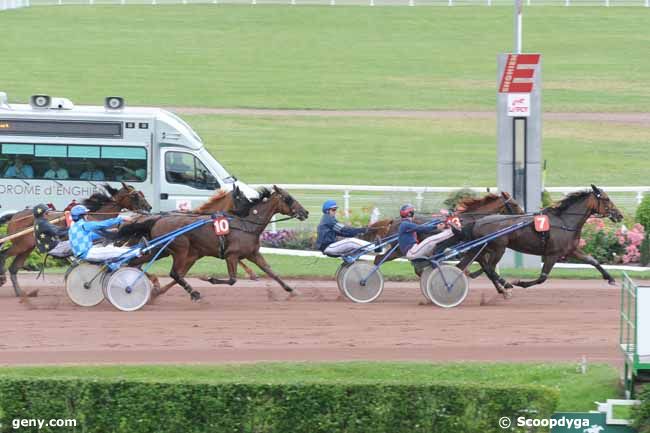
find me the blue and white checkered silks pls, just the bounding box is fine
[69,217,124,259]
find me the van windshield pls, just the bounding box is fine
[197,148,233,183]
[166,112,203,144]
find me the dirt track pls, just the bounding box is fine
[0,274,631,366]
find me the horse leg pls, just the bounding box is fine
[10,250,36,297]
[205,255,238,286]
[246,251,297,298]
[0,247,8,287]
[239,260,258,281]
[511,256,559,289]
[168,254,201,301]
[569,248,616,285]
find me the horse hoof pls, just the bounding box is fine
[503,282,513,289]
[503,289,513,299]
[608,279,616,286]
[190,291,201,301]
[27,289,39,298]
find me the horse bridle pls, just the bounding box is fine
[500,194,516,215]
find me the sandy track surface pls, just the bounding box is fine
[0,274,628,366]
[169,107,650,124]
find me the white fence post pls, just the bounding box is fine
[645,0,648,7]
[416,191,424,210]
[369,0,374,6]
[409,0,414,6]
[448,0,452,5]
[565,0,570,6]
[605,0,609,6]
[487,0,491,5]
[330,0,335,5]
[343,190,350,219]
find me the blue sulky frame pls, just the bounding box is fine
[338,218,444,287]
[336,217,533,304]
[104,214,223,292]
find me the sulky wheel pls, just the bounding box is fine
[335,263,351,294]
[418,264,434,303]
[65,263,106,307]
[341,262,384,304]
[103,267,151,312]
[425,264,469,308]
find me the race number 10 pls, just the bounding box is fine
[213,217,230,235]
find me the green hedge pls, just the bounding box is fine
[633,385,650,433]
[0,378,558,433]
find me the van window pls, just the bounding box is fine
[165,151,219,190]
[0,143,147,182]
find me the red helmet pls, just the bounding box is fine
[400,204,415,218]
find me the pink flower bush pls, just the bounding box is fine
[579,219,645,264]
[617,224,645,264]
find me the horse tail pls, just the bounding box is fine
[116,216,160,242]
[0,213,17,227]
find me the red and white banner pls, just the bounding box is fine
[507,93,530,117]
[499,54,540,93]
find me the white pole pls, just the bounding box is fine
[330,0,334,5]
[565,0,569,6]
[514,0,522,54]
[409,0,414,5]
[291,0,295,4]
[369,0,374,6]
[487,0,491,5]
[448,0,453,6]
[343,190,350,219]
[605,0,609,6]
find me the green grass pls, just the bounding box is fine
[142,254,650,280]
[0,362,619,411]
[191,115,649,186]
[1,6,649,111]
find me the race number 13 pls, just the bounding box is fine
[534,215,550,232]
[213,217,230,235]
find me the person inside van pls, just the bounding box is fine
[166,153,193,183]
[116,160,146,182]
[79,161,105,181]
[4,156,34,179]
[43,159,69,180]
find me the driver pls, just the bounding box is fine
[316,200,370,256]
[398,204,455,260]
[68,205,133,262]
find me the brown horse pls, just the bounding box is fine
[372,192,524,270]
[122,186,309,301]
[458,185,623,296]
[0,183,152,297]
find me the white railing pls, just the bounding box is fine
[0,0,29,10]
[22,0,650,6]
[253,184,650,223]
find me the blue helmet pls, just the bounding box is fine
[322,200,338,213]
[70,205,89,221]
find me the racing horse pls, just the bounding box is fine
[372,192,524,273]
[121,186,309,301]
[459,185,623,297]
[0,183,152,298]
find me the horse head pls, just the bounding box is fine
[590,184,623,222]
[499,191,524,215]
[272,185,309,221]
[113,182,152,212]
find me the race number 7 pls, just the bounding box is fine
[534,215,550,232]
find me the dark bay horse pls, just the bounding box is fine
[0,183,151,297]
[373,192,524,271]
[123,186,309,301]
[459,185,623,296]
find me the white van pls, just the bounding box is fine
[0,92,257,215]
